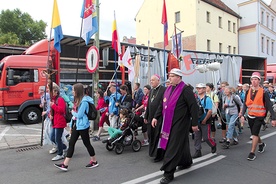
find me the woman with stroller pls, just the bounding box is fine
[54,83,98,171]
[102,108,130,142]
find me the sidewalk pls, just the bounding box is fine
[0,122,109,150]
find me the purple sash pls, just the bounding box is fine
[159,81,185,150]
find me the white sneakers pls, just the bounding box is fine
[49,147,57,154]
[52,155,64,161]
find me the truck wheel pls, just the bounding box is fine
[22,107,41,124]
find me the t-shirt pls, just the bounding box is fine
[198,95,212,122]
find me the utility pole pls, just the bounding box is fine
[94,0,100,101]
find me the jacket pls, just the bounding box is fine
[51,96,67,128]
[105,92,121,115]
[71,95,94,130]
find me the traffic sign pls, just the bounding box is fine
[86,46,99,73]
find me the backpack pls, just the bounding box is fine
[56,96,72,123]
[196,94,207,118]
[85,102,98,120]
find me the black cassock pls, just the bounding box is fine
[144,85,166,157]
[154,85,198,172]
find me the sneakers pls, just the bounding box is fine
[222,141,230,149]
[86,161,99,168]
[49,147,57,154]
[250,135,253,140]
[247,152,256,161]
[211,145,217,154]
[142,140,149,146]
[233,137,239,145]
[52,155,64,161]
[219,138,226,143]
[54,163,68,171]
[258,143,266,153]
[192,150,202,158]
[92,136,100,141]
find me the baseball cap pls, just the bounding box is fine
[263,81,269,84]
[251,72,261,80]
[168,68,183,77]
[196,83,206,88]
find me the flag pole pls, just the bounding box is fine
[147,33,150,84]
[174,23,179,59]
[75,19,84,83]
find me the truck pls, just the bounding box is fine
[267,64,276,84]
[0,39,59,124]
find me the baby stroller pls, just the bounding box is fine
[105,112,142,154]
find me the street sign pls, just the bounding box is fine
[86,46,99,73]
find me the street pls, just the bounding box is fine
[0,120,276,184]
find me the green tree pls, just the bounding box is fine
[0,9,47,46]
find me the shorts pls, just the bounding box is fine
[248,117,264,136]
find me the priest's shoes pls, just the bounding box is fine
[160,176,174,184]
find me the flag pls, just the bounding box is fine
[112,11,122,58]
[51,0,63,53]
[112,11,124,73]
[172,32,182,58]
[122,47,135,82]
[161,0,168,47]
[80,0,98,45]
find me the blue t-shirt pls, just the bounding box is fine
[198,95,212,122]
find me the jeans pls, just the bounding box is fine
[225,113,238,140]
[50,128,67,156]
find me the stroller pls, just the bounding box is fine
[104,112,142,154]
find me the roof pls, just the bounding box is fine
[202,0,241,18]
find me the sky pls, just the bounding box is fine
[0,0,144,41]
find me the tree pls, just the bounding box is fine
[0,9,47,46]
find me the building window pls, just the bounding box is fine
[267,14,270,27]
[233,23,236,33]
[272,18,274,31]
[233,47,236,54]
[175,11,180,23]
[207,40,211,51]
[218,16,222,28]
[219,43,222,53]
[261,11,264,25]
[267,39,270,55]
[206,11,210,23]
[228,21,231,31]
[272,41,274,56]
[228,45,231,54]
[261,36,264,53]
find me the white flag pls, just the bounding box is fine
[122,47,135,82]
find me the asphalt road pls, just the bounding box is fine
[0,120,276,184]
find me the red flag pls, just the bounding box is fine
[112,11,122,58]
[161,0,168,47]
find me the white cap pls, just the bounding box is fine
[168,68,183,77]
[196,83,206,88]
[237,83,242,87]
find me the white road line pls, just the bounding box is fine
[247,131,276,144]
[3,134,40,137]
[146,155,226,184]
[0,127,10,141]
[121,153,218,184]
[14,127,41,131]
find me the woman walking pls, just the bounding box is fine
[54,83,99,171]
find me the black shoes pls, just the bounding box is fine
[211,145,217,154]
[178,164,192,170]
[192,150,202,158]
[160,176,174,184]
[222,141,230,149]
[153,157,163,163]
[258,143,266,153]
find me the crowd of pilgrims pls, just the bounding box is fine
[41,72,275,183]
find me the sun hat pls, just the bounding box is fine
[196,83,206,88]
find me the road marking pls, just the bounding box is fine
[15,127,41,131]
[0,127,10,141]
[121,153,219,184]
[247,131,276,144]
[146,155,226,184]
[3,134,40,137]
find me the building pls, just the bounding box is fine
[135,0,241,54]
[233,0,276,64]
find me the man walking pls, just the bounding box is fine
[152,68,199,184]
[144,74,166,162]
[240,72,276,161]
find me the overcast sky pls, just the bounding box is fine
[0,0,144,41]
